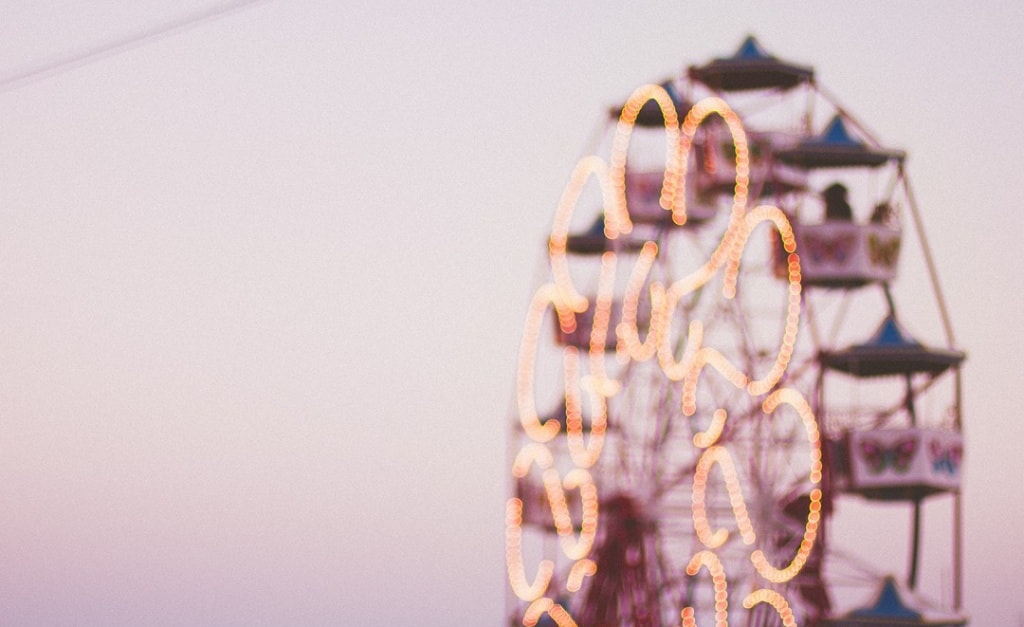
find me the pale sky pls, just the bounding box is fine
[0,2,1020,625]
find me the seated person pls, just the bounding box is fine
[870,202,894,226]
[823,182,853,221]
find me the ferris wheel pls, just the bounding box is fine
[506,37,967,627]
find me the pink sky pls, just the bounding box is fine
[0,2,1020,625]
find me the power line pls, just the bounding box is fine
[0,0,270,94]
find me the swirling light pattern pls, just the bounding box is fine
[507,91,820,626]
[608,83,683,234]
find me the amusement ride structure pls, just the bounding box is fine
[505,37,967,627]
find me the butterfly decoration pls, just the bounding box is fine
[804,232,856,265]
[929,440,963,475]
[868,233,901,268]
[859,437,918,475]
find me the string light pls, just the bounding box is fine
[617,241,662,362]
[549,155,614,313]
[682,551,730,627]
[720,205,803,395]
[506,497,554,601]
[742,589,798,627]
[562,347,609,469]
[683,346,749,408]
[510,444,599,565]
[566,559,597,592]
[659,315,703,383]
[678,97,751,265]
[517,285,569,443]
[693,408,728,448]
[545,468,599,560]
[691,446,757,548]
[523,598,579,627]
[608,84,683,233]
[763,388,822,485]
[585,252,622,394]
[749,389,822,583]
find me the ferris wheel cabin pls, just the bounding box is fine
[822,316,965,502]
[772,115,907,288]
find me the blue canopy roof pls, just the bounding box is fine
[865,316,922,348]
[850,577,922,620]
[735,35,773,60]
[777,114,904,168]
[688,36,813,92]
[820,316,964,377]
[817,116,864,148]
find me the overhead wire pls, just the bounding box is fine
[0,0,270,94]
